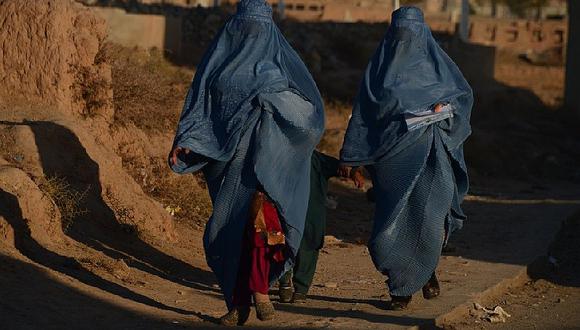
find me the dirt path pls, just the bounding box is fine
[1,177,579,329]
[445,205,580,330]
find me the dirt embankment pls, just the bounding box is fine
[0,0,178,256]
[0,0,111,120]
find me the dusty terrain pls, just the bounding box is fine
[1,171,579,329]
[1,1,579,329]
[445,210,580,330]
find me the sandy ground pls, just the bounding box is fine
[1,177,579,329]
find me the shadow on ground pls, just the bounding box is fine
[3,120,218,292]
[275,302,436,327]
[0,252,210,329]
[0,189,190,315]
[325,179,580,270]
[527,210,580,288]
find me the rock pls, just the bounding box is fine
[473,302,511,323]
[323,282,338,289]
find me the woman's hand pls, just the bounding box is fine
[351,167,365,189]
[339,165,365,190]
[170,146,191,166]
[338,165,351,178]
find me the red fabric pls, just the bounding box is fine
[232,199,285,306]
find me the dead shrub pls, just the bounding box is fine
[102,43,193,132]
[120,153,212,228]
[72,65,112,119]
[39,176,89,232]
[0,128,18,164]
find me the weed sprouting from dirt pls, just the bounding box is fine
[39,176,89,232]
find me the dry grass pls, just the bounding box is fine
[152,172,213,228]
[102,43,193,132]
[104,43,212,227]
[0,128,18,164]
[39,176,89,232]
[122,154,213,227]
[72,65,112,119]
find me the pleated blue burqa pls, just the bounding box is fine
[340,7,473,297]
[168,0,324,307]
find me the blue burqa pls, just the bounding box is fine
[168,0,324,307]
[340,7,473,296]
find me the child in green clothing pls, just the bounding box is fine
[278,150,364,302]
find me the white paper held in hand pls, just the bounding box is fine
[404,103,454,131]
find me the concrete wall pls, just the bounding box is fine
[321,2,391,22]
[92,3,566,60]
[92,7,183,53]
[565,0,579,112]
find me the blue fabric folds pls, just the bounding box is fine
[168,0,324,307]
[340,7,473,296]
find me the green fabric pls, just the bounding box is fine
[302,151,339,250]
[292,151,339,293]
[293,244,319,294]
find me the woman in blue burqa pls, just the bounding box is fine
[340,7,473,310]
[168,0,324,325]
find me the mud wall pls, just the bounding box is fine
[0,0,113,121]
[0,0,176,242]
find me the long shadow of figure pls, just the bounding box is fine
[1,120,219,296]
[0,253,217,329]
[275,301,435,327]
[0,189,189,315]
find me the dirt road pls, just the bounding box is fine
[1,178,579,329]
